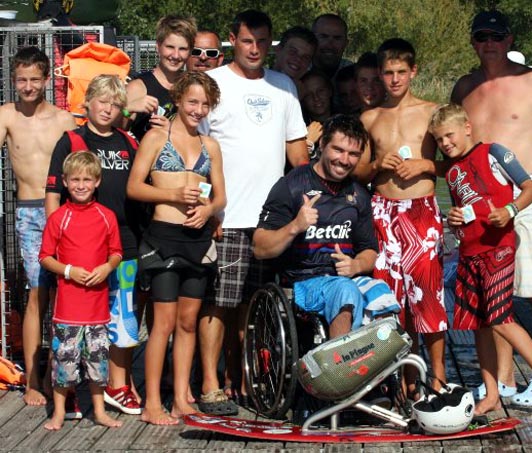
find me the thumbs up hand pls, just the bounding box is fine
[293,194,320,234]
[331,243,353,276]
[487,199,513,228]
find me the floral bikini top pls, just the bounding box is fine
[151,124,210,177]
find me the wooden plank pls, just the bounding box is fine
[49,416,117,450]
[403,446,441,453]
[12,415,79,451]
[244,441,284,450]
[515,417,532,446]
[323,444,362,452]
[283,445,322,452]
[90,414,145,450]
[481,428,522,452]
[441,438,482,452]
[363,443,401,452]
[0,404,53,451]
[0,390,26,428]
[133,423,202,450]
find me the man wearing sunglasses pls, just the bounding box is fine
[186,30,224,72]
[452,10,532,407]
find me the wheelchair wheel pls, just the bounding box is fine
[243,282,298,419]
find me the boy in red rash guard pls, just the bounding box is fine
[39,151,123,430]
[429,103,532,415]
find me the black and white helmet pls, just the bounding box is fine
[411,384,475,435]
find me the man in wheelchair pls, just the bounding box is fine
[253,114,399,338]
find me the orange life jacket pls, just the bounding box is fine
[55,41,130,125]
[0,355,26,391]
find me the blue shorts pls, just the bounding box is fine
[51,323,109,387]
[294,276,365,330]
[15,200,53,289]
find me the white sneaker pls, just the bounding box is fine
[473,381,517,400]
[511,382,532,407]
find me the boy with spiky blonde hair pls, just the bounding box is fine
[430,103,532,414]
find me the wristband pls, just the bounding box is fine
[504,204,516,219]
[121,108,131,118]
[64,264,72,280]
[509,202,519,215]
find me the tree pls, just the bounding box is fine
[114,0,532,101]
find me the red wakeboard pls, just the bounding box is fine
[183,413,521,443]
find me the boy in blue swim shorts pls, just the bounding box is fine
[0,46,76,406]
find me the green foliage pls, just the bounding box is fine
[336,0,478,102]
[114,0,532,101]
[115,0,321,40]
[473,0,532,59]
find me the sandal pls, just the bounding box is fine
[198,389,239,416]
[473,381,517,400]
[511,382,532,407]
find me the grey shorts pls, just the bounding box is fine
[205,229,275,308]
[51,323,109,387]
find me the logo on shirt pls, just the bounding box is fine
[495,246,513,261]
[306,190,322,197]
[504,152,515,164]
[46,175,57,188]
[244,94,272,125]
[96,149,130,171]
[305,220,352,239]
[447,165,482,206]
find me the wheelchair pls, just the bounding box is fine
[242,282,429,432]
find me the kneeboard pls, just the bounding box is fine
[183,414,520,443]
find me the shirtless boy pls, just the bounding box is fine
[451,10,532,404]
[354,38,448,394]
[0,47,76,405]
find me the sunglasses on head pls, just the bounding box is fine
[190,47,221,58]
[473,31,508,43]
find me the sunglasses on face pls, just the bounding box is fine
[190,47,221,58]
[473,32,508,43]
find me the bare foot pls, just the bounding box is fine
[24,388,47,406]
[44,412,64,431]
[187,387,195,404]
[474,397,502,415]
[170,401,196,418]
[94,412,123,428]
[141,407,179,425]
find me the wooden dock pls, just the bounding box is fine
[2,271,532,451]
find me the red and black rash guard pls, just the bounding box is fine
[446,142,531,256]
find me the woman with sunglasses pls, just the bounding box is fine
[186,31,225,72]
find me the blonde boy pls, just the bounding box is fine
[40,152,122,430]
[430,103,532,415]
